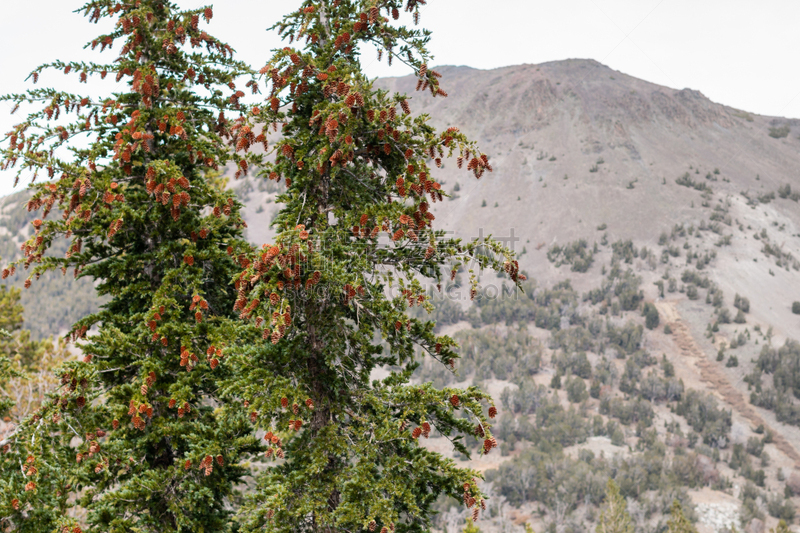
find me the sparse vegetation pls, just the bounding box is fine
[675,390,732,448]
[752,340,800,426]
[676,173,712,193]
[548,240,595,272]
[769,124,791,139]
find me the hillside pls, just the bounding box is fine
[2,59,800,533]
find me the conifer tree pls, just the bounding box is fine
[667,500,698,533]
[221,1,520,532]
[596,480,634,533]
[1,1,520,532]
[1,2,260,531]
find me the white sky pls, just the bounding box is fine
[1,0,799,197]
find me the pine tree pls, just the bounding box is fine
[1,2,260,531]
[1,1,520,532]
[221,1,519,532]
[667,500,698,533]
[596,480,634,533]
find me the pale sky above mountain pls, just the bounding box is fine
[1,0,798,197]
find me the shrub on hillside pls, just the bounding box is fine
[643,302,660,330]
[547,240,595,272]
[675,390,732,448]
[734,294,750,313]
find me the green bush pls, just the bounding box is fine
[769,125,791,139]
[752,340,800,427]
[547,240,595,272]
[566,376,588,403]
[675,390,732,448]
[610,426,625,446]
[746,436,764,457]
[553,351,592,379]
[642,302,660,330]
[676,172,712,193]
[767,495,796,522]
[607,321,644,355]
[734,294,750,313]
[793,301,800,315]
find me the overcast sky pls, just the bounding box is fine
[1,0,799,197]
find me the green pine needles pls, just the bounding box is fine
[1,2,260,532]
[667,500,699,533]
[0,1,520,532]
[596,480,634,533]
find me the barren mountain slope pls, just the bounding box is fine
[372,59,800,335]
[376,60,800,234]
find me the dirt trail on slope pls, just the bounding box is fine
[657,302,800,469]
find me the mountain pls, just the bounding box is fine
[373,58,800,356]
[3,59,800,533]
[375,59,800,249]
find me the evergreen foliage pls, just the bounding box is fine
[595,480,634,533]
[752,339,800,427]
[666,500,698,533]
[547,239,594,272]
[733,293,750,313]
[642,302,659,330]
[0,282,75,530]
[674,390,732,448]
[1,2,263,531]
[0,1,518,532]
[222,1,518,529]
